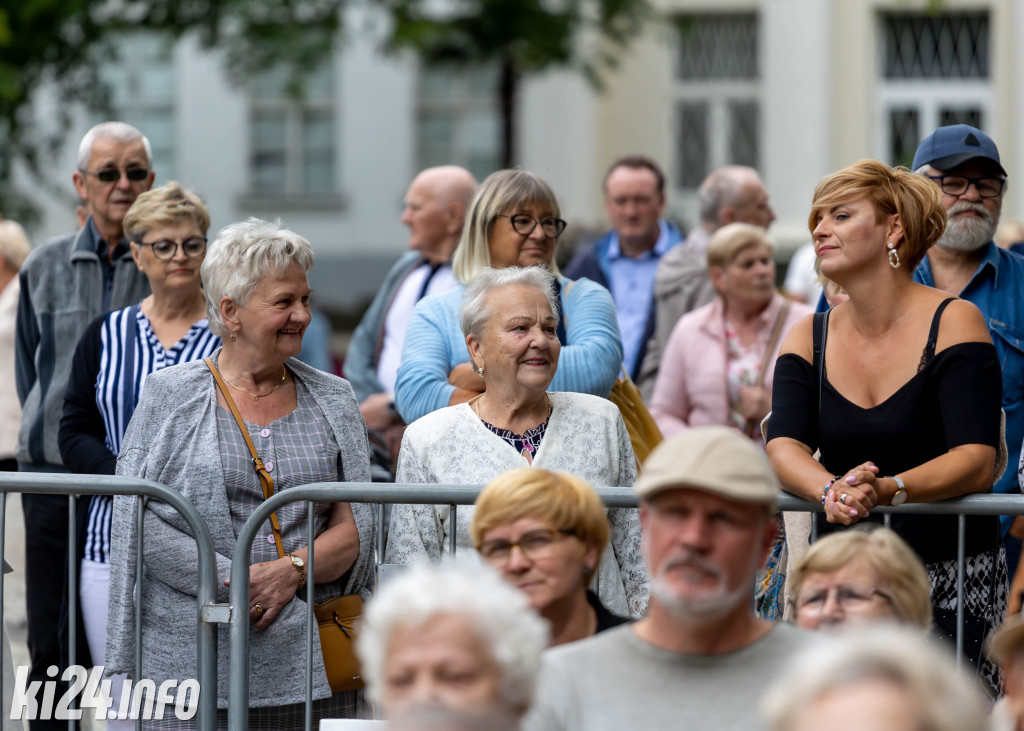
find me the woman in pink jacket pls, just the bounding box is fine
[650,223,810,446]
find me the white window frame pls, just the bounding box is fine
[878,84,992,167]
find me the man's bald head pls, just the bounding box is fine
[698,166,775,231]
[402,166,477,263]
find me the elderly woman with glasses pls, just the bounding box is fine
[385,266,646,618]
[787,527,932,632]
[58,182,221,726]
[471,468,628,646]
[393,168,622,425]
[104,218,375,727]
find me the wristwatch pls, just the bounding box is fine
[288,554,306,590]
[888,476,908,506]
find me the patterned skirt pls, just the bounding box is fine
[928,545,1008,699]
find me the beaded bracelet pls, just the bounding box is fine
[821,476,841,505]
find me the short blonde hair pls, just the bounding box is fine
[452,170,562,283]
[809,159,946,270]
[123,182,211,243]
[470,468,609,575]
[787,527,932,630]
[705,222,774,270]
[0,221,31,270]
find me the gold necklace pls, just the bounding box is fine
[222,366,287,401]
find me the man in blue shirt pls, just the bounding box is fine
[564,155,682,381]
[912,124,1024,606]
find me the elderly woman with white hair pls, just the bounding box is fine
[358,563,548,722]
[385,266,646,618]
[763,625,988,731]
[105,218,375,727]
[394,168,622,425]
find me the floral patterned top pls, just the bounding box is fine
[724,323,764,432]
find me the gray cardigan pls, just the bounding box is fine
[106,352,375,707]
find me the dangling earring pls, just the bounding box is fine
[476,365,485,377]
[230,332,238,342]
[887,242,901,269]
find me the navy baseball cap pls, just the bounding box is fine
[912,124,1006,176]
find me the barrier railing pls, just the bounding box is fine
[228,485,1024,731]
[0,473,222,731]
[0,476,1018,731]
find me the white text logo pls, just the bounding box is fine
[10,666,199,721]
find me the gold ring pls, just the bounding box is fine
[253,604,264,615]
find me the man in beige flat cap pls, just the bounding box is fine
[526,425,816,731]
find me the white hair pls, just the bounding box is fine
[357,563,549,713]
[459,266,559,340]
[77,122,153,171]
[762,625,988,731]
[200,218,314,336]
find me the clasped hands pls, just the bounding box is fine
[824,462,894,526]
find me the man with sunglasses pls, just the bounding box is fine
[14,121,153,729]
[564,155,681,382]
[912,124,1024,613]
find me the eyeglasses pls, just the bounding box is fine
[496,214,568,239]
[79,167,150,184]
[476,528,576,564]
[135,237,208,260]
[926,174,1005,199]
[794,583,894,616]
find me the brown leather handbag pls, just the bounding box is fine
[205,358,365,692]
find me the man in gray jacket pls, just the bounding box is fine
[345,166,475,460]
[637,166,774,398]
[526,426,815,731]
[15,121,153,728]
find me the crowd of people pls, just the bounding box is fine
[1,117,1023,730]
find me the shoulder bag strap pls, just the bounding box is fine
[205,357,285,559]
[754,300,792,389]
[120,304,140,431]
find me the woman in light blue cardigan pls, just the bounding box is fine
[394,169,623,424]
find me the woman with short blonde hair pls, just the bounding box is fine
[787,527,932,630]
[471,468,625,646]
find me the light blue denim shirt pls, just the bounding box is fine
[605,221,678,377]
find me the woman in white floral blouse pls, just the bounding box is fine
[384,266,647,618]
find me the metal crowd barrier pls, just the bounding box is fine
[228,485,1024,731]
[0,472,221,731]
[0,474,1020,731]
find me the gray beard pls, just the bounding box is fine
[938,202,999,252]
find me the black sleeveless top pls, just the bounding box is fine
[767,299,1003,563]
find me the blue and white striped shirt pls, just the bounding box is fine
[83,305,220,563]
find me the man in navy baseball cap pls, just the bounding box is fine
[913,124,1024,611]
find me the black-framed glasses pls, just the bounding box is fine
[793,583,894,616]
[135,237,207,260]
[926,174,1005,199]
[80,167,150,184]
[476,528,576,564]
[496,213,568,238]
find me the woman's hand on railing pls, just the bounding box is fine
[824,462,880,526]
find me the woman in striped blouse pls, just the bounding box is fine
[59,182,220,727]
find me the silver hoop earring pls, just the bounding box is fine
[887,242,901,269]
[476,366,484,377]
